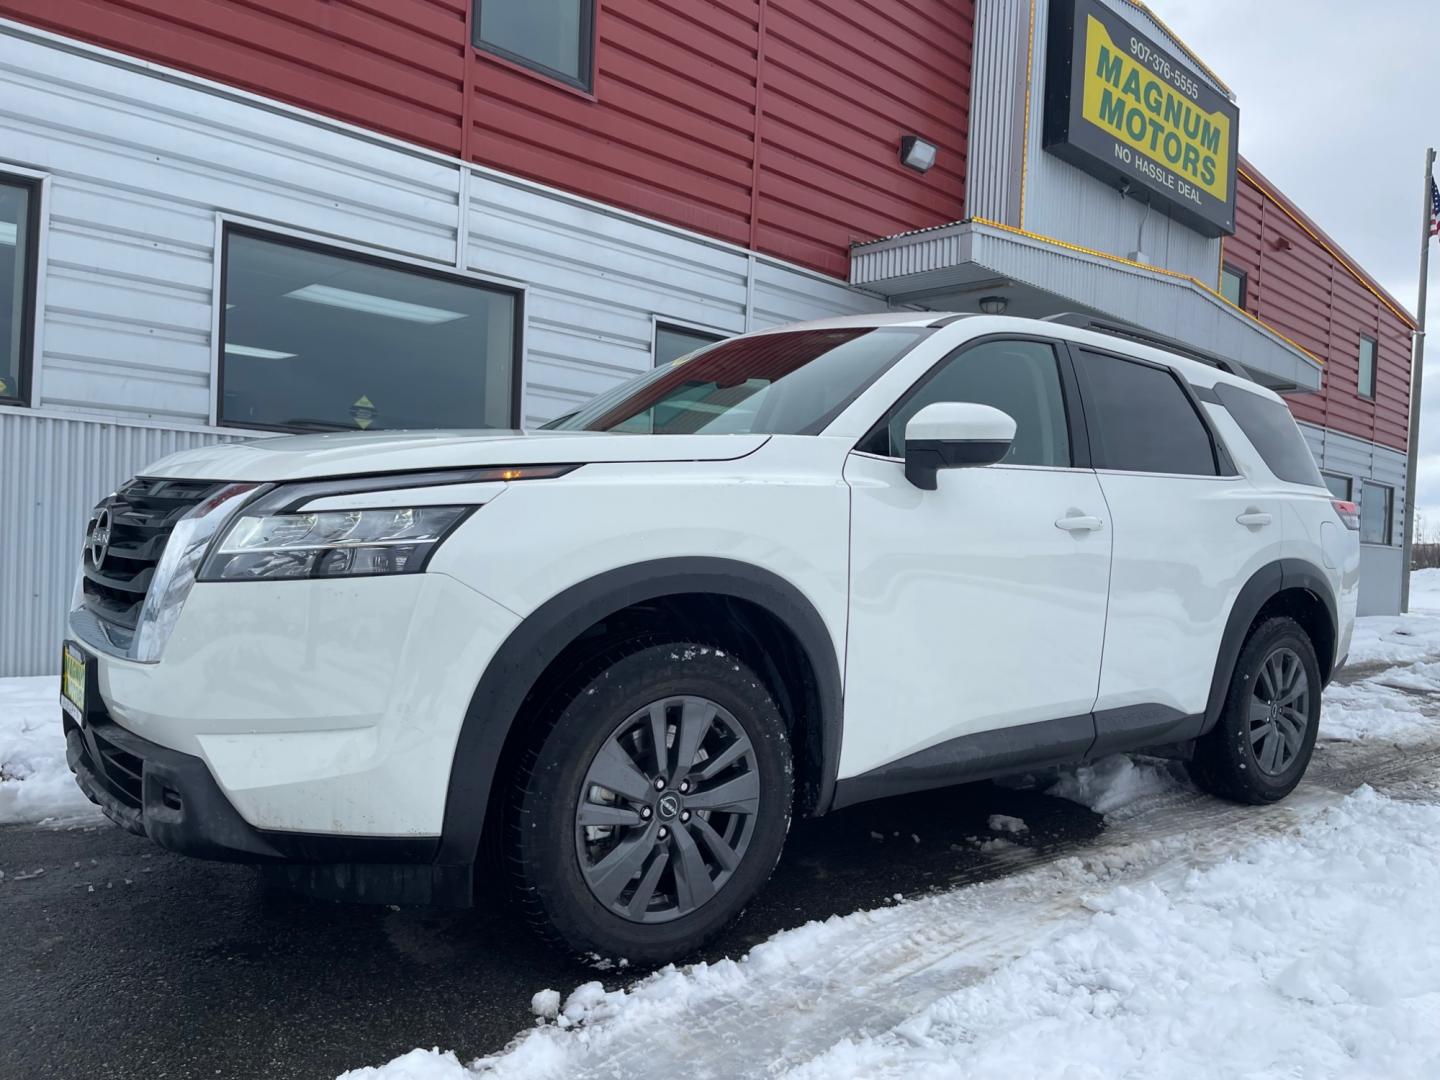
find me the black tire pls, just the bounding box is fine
[1190,616,1321,804]
[510,640,792,963]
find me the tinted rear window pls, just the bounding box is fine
[1078,350,1218,475]
[1214,383,1324,487]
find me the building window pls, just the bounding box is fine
[219,228,521,433]
[0,176,39,406]
[1360,480,1393,545]
[1357,334,1377,400]
[1220,264,1247,308]
[475,0,595,92]
[1322,472,1353,501]
[654,323,724,368]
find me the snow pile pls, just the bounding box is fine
[1344,567,1440,666]
[342,786,1440,1080]
[1046,754,1185,815]
[789,787,1440,1080]
[1321,679,1438,743]
[0,676,96,825]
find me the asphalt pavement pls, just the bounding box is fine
[0,780,1100,1080]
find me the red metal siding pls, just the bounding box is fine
[752,0,972,277]
[1225,163,1414,453]
[0,0,973,278]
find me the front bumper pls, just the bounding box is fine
[63,678,466,904]
[69,571,520,838]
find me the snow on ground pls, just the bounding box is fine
[786,787,1440,1080]
[341,593,1440,1080]
[0,676,96,825]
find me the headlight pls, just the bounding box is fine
[199,506,470,581]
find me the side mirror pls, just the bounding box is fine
[903,402,1016,490]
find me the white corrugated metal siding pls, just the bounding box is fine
[1298,421,1406,617]
[966,0,1029,225]
[0,410,242,676]
[0,24,888,674]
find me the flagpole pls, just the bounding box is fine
[1401,146,1434,613]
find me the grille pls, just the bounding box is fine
[81,477,223,642]
[91,726,145,809]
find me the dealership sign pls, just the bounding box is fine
[1043,0,1239,237]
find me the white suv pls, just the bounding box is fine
[62,313,1360,960]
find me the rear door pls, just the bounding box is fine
[840,337,1112,781]
[1073,348,1282,751]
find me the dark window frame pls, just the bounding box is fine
[1220,263,1248,309]
[855,333,1091,470]
[1360,480,1394,546]
[1357,333,1377,400]
[1322,472,1353,502]
[0,172,41,408]
[473,0,597,94]
[653,320,725,369]
[1072,346,1231,478]
[216,224,525,435]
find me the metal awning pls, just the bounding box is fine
[851,220,1322,393]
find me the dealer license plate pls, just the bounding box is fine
[61,643,87,720]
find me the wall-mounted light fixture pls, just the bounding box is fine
[899,135,937,174]
[978,296,1008,315]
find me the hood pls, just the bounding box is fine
[141,429,770,482]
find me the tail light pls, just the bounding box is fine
[1332,500,1360,531]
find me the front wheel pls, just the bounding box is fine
[1190,616,1321,804]
[510,641,792,963]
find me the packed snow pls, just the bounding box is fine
[0,676,96,825]
[335,574,1440,1080]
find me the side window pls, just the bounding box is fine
[1357,335,1377,400]
[1213,383,1324,487]
[1360,481,1393,545]
[863,339,1071,467]
[654,322,724,368]
[474,0,595,92]
[1078,350,1218,476]
[1322,472,1353,501]
[0,175,38,405]
[1220,264,1248,308]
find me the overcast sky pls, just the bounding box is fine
[1156,0,1440,537]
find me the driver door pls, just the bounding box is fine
[839,337,1112,783]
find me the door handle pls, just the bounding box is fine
[1055,514,1104,533]
[1236,509,1273,528]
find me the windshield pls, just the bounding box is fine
[545,326,932,435]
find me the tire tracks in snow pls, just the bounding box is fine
[476,670,1440,1080]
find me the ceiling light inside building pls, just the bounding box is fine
[899,135,937,174]
[225,344,298,360]
[0,222,15,246]
[978,296,1008,315]
[285,284,466,324]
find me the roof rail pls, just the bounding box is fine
[1040,312,1250,381]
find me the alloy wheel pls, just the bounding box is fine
[1248,645,1310,776]
[574,695,761,923]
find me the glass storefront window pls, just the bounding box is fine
[0,178,36,404]
[220,230,520,433]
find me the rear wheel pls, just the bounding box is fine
[1190,616,1321,804]
[510,641,792,962]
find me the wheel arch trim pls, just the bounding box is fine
[1202,558,1338,734]
[434,557,844,895]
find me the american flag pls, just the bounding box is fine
[1432,176,1440,238]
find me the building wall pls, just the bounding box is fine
[0,22,885,676]
[1299,422,1407,618]
[966,0,1223,285]
[0,0,975,280]
[1226,163,1414,453]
